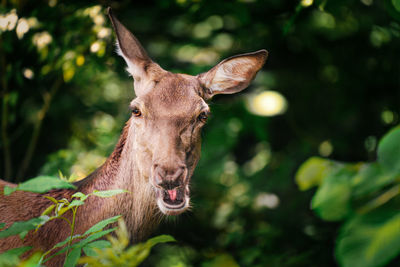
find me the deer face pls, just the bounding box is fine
[108,8,267,215]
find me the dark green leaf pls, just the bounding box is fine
[82,240,111,257]
[377,126,400,174]
[311,168,354,221]
[63,247,81,267]
[336,210,400,267]
[8,176,75,195]
[352,163,397,196]
[0,218,44,239]
[83,215,121,236]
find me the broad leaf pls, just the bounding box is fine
[0,246,32,267]
[336,210,400,267]
[311,168,354,221]
[63,247,81,267]
[295,157,338,190]
[352,163,397,197]
[377,126,400,174]
[83,215,121,236]
[5,176,75,195]
[0,218,44,239]
[92,189,128,198]
[82,240,111,256]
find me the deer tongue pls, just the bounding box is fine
[168,189,177,201]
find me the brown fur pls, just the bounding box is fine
[0,8,267,266]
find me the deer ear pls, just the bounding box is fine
[197,50,268,99]
[107,7,163,86]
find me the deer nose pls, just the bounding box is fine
[153,165,186,189]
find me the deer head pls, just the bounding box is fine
[108,8,267,215]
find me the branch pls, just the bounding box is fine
[16,77,63,181]
[1,38,12,179]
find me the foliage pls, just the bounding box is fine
[4,175,76,195]
[296,126,400,267]
[0,179,130,267]
[79,219,175,267]
[1,0,400,267]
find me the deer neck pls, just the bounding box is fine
[75,118,160,242]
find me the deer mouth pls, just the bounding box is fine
[154,185,189,215]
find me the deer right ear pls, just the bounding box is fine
[197,50,268,99]
[107,7,163,95]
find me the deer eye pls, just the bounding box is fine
[198,112,208,123]
[132,108,142,117]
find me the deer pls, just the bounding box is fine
[0,7,267,266]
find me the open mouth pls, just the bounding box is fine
[154,185,189,215]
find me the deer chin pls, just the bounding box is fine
[154,186,190,215]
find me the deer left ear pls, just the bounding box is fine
[197,50,268,99]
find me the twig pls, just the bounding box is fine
[16,77,63,181]
[1,39,12,179]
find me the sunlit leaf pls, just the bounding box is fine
[69,200,85,207]
[295,157,338,190]
[3,186,16,195]
[41,205,55,216]
[92,189,128,198]
[44,196,59,204]
[336,210,400,267]
[6,176,75,195]
[72,192,87,201]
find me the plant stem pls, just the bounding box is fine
[65,206,78,261]
[16,77,63,181]
[0,40,12,179]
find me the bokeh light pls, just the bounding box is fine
[246,90,288,116]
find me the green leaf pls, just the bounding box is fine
[377,126,400,174]
[295,157,338,190]
[71,228,117,251]
[352,163,397,196]
[69,200,85,207]
[336,210,400,267]
[311,168,354,221]
[82,240,111,256]
[72,192,87,201]
[392,0,400,12]
[63,247,81,267]
[44,196,59,204]
[0,218,44,239]
[83,215,121,236]
[0,246,32,267]
[0,223,5,230]
[41,205,55,216]
[3,186,16,196]
[8,176,75,195]
[145,235,176,247]
[92,189,128,198]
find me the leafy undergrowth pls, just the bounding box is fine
[0,178,174,267]
[296,126,400,267]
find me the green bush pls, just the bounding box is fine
[296,126,400,267]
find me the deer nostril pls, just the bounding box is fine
[153,164,187,189]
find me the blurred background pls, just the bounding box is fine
[0,0,399,266]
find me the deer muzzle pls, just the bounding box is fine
[151,164,190,215]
